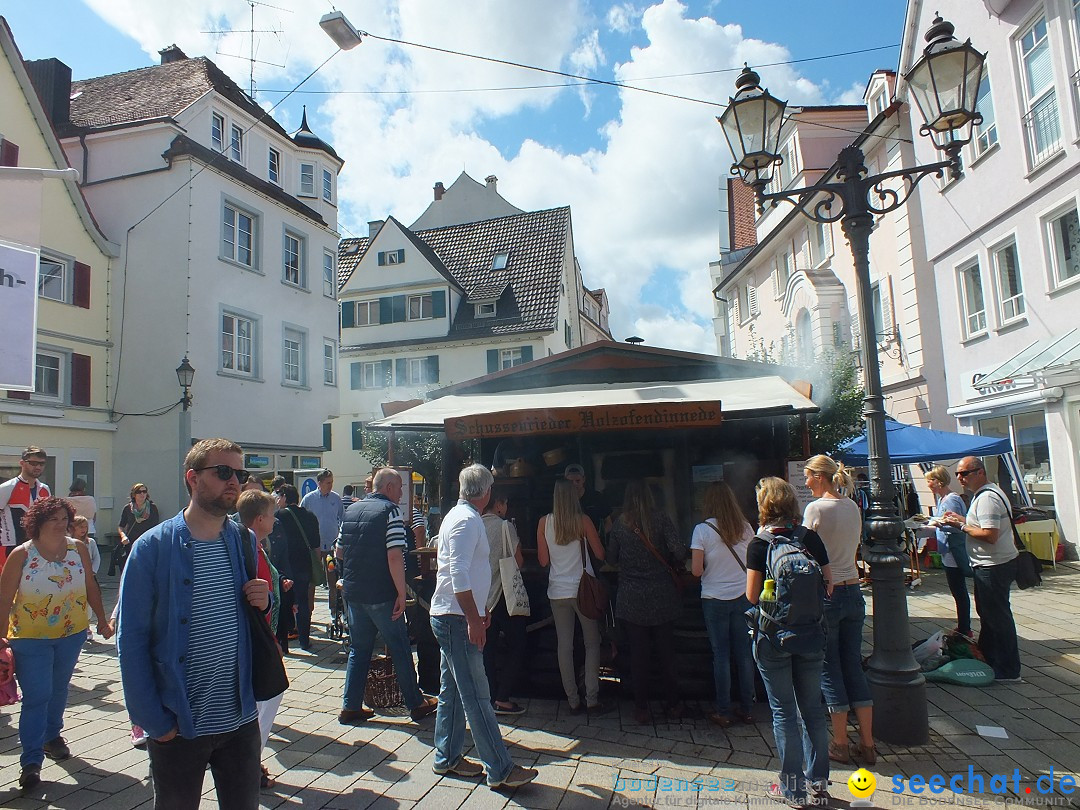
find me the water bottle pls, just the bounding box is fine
[761,579,776,602]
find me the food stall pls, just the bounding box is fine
[369,343,818,697]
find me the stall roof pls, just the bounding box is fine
[837,418,1012,465]
[367,376,818,432]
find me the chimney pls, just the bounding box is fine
[368,219,384,238]
[158,45,188,65]
[485,175,497,191]
[433,181,445,201]
[24,58,72,128]
[727,178,758,251]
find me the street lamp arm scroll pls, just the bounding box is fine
[863,159,953,216]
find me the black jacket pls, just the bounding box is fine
[269,505,320,581]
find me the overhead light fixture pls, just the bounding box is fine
[319,11,363,51]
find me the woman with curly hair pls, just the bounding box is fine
[0,497,111,792]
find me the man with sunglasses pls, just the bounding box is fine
[117,438,271,810]
[942,457,1021,683]
[0,446,51,565]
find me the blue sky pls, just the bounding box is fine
[5,1,910,352]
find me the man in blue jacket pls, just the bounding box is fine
[117,438,270,810]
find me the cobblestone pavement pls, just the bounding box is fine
[2,563,1079,809]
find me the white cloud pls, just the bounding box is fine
[833,80,867,105]
[606,3,638,34]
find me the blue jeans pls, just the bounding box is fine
[9,630,87,767]
[430,614,513,784]
[821,584,873,714]
[701,596,755,715]
[344,599,424,712]
[973,559,1020,680]
[753,634,828,802]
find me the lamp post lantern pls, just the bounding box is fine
[718,16,984,746]
[176,356,195,510]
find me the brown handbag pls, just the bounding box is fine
[576,537,608,620]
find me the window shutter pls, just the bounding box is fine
[351,421,364,450]
[487,349,499,373]
[380,359,393,387]
[392,295,406,323]
[521,345,533,363]
[0,139,18,167]
[772,267,780,298]
[71,353,91,406]
[7,390,30,400]
[426,355,439,383]
[395,249,405,263]
[350,362,361,389]
[377,251,386,266]
[322,423,332,451]
[379,297,393,324]
[432,289,446,318]
[881,276,895,333]
[823,223,833,257]
[341,301,354,328]
[732,292,740,323]
[395,358,407,385]
[748,284,759,315]
[73,262,91,309]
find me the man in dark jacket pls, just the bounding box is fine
[337,468,437,725]
[268,485,320,651]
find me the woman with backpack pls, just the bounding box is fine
[747,477,832,808]
[690,481,755,728]
[803,455,875,767]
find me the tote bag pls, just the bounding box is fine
[498,521,531,617]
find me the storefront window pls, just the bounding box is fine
[977,410,1052,506]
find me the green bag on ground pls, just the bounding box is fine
[924,658,994,686]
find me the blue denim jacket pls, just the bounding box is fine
[116,512,256,740]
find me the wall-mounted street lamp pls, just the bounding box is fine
[176,356,195,509]
[718,15,984,746]
[176,356,195,411]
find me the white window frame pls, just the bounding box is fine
[870,281,885,337]
[1017,15,1062,168]
[809,222,832,267]
[37,251,71,303]
[323,339,336,386]
[500,348,524,370]
[322,250,335,298]
[407,357,428,385]
[282,325,307,387]
[491,253,509,270]
[354,300,378,326]
[991,237,1025,324]
[322,168,333,203]
[283,229,306,288]
[222,201,258,268]
[229,124,243,163]
[268,147,281,185]
[973,72,999,158]
[299,162,316,197]
[221,311,256,377]
[211,112,225,152]
[407,293,433,321]
[957,258,988,338]
[359,361,381,389]
[475,301,497,318]
[1044,200,1080,288]
[34,349,64,402]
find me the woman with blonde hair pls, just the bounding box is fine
[924,465,970,637]
[802,454,874,766]
[691,481,755,727]
[537,479,607,714]
[747,476,832,807]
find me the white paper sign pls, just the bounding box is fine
[0,241,39,389]
[788,459,815,515]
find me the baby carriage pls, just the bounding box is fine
[325,556,349,653]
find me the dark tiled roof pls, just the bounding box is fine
[338,207,571,341]
[467,280,508,302]
[68,56,290,139]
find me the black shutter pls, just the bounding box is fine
[395,358,407,385]
[351,421,364,450]
[379,297,393,324]
[395,249,405,263]
[322,423,332,451]
[377,251,386,266]
[341,301,354,328]
[432,289,446,318]
[426,355,439,383]
[392,295,407,323]
[521,345,533,363]
[487,349,499,373]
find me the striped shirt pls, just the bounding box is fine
[186,537,255,736]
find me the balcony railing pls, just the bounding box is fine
[1023,92,1063,169]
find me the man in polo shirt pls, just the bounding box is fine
[337,468,437,725]
[943,456,1021,683]
[0,446,52,563]
[117,438,270,809]
[300,469,345,617]
[429,464,537,790]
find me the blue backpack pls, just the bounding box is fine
[755,526,826,655]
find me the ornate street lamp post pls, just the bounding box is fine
[718,16,984,745]
[176,356,195,510]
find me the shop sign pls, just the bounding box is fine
[299,456,322,469]
[444,402,723,440]
[245,454,270,469]
[970,372,1033,397]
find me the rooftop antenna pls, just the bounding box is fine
[201,0,290,99]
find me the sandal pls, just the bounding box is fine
[857,742,877,766]
[828,739,851,764]
[260,765,276,789]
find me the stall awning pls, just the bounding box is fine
[974,329,1080,387]
[367,375,818,433]
[838,418,1012,465]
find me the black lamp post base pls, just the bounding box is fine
[868,674,930,746]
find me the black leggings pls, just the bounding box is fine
[944,565,971,636]
[625,620,679,710]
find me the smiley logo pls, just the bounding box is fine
[848,768,876,799]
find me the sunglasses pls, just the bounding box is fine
[133,488,148,494]
[956,468,982,478]
[193,465,251,484]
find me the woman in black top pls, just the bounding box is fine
[109,483,159,576]
[746,477,832,808]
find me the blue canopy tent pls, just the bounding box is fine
[837,419,1012,465]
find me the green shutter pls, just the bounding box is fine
[487,349,499,373]
[432,289,446,318]
[521,345,533,363]
[380,297,393,323]
[350,362,361,389]
[377,251,386,266]
[340,301,354,328]
[395,358,407,385]
[392,295,407,323]
[395,249,405,263]
[380,359,393,388]
[351,421,364,450]
[322,423,332,451]
[426,355,439,383]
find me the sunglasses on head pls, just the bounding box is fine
[193,465,251,484]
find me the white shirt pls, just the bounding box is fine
[802,497,863,583]
[543,513,591,600]
[690,520,752,600]
[431,500,491,617]
[965,484,1018,567]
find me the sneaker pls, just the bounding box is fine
[43,736,70,761]
[766,783,805,808]
[131,726,149,748]
[338,707,375,725]
[994,676,1024,684]
[493,701,526,716]
[488,764,538,789]
[18,764,41,792]
[433,756,484,778]
[410,696,438,722]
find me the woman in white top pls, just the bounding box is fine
[803,454,874,766]
[690,481,755,727]
[537,479,606,714]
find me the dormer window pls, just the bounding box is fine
[491,253,509,270]
[299,162,315,197]
[378,249,405,266]
[475,301,497,318]
[211,113,225,152]
[230,125,243,163]
[870,90,888,118]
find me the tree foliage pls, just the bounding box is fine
[360,429,444,502]
[804,351,864,456]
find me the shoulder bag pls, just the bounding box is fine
[636,524,692,593]
[238,528,290,701]
[285,507,325,586]
[985,490,1042,590]
[498,520,530,617]
[576,528,608,620]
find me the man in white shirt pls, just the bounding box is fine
[943,456,1021,682]
[428,464,537,791]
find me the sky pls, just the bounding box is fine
[5,0,909,354]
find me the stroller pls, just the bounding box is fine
[326,555,349,653]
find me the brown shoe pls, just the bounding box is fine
[708,713,733,728]
[410,696,438,722]
[488,764,538,789]
[338,707,375,725]
[434,756,484,777]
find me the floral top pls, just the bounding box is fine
[607,510,688,626]
[8,541,88,639]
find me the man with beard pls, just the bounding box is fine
[116,438,270,810]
